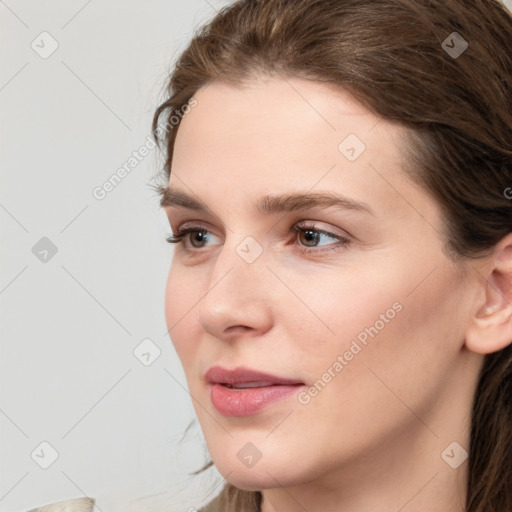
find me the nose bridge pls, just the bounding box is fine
[212,232,267,291]
[197,234,271,337]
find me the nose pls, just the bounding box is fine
[197,238,273,342]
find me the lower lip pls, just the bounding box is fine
[209,383,305,417]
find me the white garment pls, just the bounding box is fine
[27,498,94,512]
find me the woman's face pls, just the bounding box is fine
[162,76,481,491]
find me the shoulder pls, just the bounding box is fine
[26,498,94,512]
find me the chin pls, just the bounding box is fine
[221,468,284,491]
[213,453,307,491]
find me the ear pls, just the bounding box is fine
[465,233,512,354]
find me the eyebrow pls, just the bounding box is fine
[159,186,375,216]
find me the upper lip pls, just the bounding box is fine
[205,365,304,386]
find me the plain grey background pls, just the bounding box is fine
[2,0,511,511]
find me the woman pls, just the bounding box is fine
[151,0,512,511]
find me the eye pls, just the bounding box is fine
[291,222,351,254]
[165,224,220,249]
[165,222,351,254]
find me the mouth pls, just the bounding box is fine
[219,381,291,389]
[205,365,306,416]
[205,365,305,387]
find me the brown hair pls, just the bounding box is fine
[152,1,512,510]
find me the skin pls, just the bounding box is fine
[162,75,512,512]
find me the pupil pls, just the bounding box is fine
[303,230,318,246]
[193,231,206,246]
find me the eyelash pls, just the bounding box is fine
[165,222,351,255]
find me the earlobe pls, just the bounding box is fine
[465,235,512,355]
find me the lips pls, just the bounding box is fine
[205,365,306,417]
[204,365,304,387]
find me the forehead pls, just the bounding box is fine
[172,76,404,177]
[168,76,441,230]
[175,76,388,152]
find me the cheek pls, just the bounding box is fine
[285,252,466,405]
[164,263,201,363]
[260,269,452,476]
[280,262,406,358]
